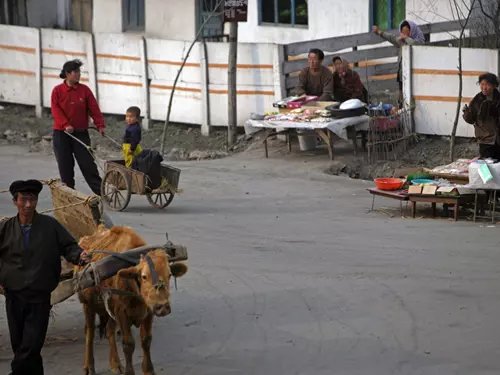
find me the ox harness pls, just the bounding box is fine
[79,250,174,320]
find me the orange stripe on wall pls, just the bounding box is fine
[96,53,140,61]
[0,44,36,54]
[0,68,35,76]
[42,49,86,57]
[150,84,200,92]
[413,69,487,76]
[150,85,274,96]
[414,95,474,102]
[97,79,142,87]
[210,89,275,96]
[208,63,273,69]
[148,59,200,67]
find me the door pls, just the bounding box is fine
[122,0,144,31]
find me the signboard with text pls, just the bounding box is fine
[223,0,248,22]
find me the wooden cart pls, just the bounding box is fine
[101,160,181,212]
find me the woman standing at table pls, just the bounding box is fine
[51,59,105,195]
[463,73,500,160]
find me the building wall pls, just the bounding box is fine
[233,0,370,44]
[92,0,122,33]
[145,0,196,41]
[406,0,473,40]
[402,45,498,137]
[0,24,278,129]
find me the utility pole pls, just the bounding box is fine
[224,0,248,148]
[227,21,238,147]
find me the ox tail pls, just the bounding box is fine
[98,314,109,339]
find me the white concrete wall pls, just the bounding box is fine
[92,0,122,33]
[145,0,196,41]
[404,45,498,137]
[0,25,39,106]
[0,25,277,128]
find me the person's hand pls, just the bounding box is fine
[399,33,408,40]
[463,104,469,113]
[65,125,74,134]
[80,250,90,262]
[372,25,380,35]
[128,150,134,155]
[99,128,106,136]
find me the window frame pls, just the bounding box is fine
[122,0,145,32]
[369,0,405,31]
[258,0,308,28]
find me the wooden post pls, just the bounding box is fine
[139,37,150,130]
[86,33,98,102]
[35,28,43,118]
[200,38,211,136]
[227,21,238,147]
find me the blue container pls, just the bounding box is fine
[411,179,437,185]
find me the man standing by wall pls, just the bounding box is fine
[51,59,105,196]
[0,179,88,375]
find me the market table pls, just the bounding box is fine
[367,188,409,216]
[408,194,478,221]
[247,115,370,160]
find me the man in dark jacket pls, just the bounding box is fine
[0,179,88,375]
[463,73,500,160]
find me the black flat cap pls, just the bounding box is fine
[9,180,43,196]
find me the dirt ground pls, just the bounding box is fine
[1,145,500,375]
[0,103,481,181]
[0,103,239,161]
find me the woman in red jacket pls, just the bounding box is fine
[51,59,105,195]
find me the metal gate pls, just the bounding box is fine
[122,0,145,31]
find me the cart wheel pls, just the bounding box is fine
[146,191,175,209]
[101,169,131,211]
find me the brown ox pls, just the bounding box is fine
[75,225,188,375]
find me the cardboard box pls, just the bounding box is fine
[408,185,423,194]
[422,185,438,195]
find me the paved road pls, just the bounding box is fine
[0,145,500,375]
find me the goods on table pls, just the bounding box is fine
[263,109,334,123]
[431,158,474,175]
[340,98,365,110]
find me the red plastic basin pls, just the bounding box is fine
[375,178,404,191]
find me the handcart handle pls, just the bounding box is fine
[89,126,122,148]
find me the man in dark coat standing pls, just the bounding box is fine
[0,180,88,375]
[51,59,105,195]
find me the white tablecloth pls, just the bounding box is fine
[468,162,500,189]
[246,115,370,141]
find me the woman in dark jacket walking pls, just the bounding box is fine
[463,73,500,160]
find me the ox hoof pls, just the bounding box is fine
[111,365,124,374]
[83,368,96,375]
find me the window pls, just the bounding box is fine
[122,0,145,31]
[260,0,308,26]
[371,0,405,30]
[198,0,224,39]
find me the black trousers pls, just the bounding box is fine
[53,130,102,195]
[479,143,500,161]
[5,293,51,375]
